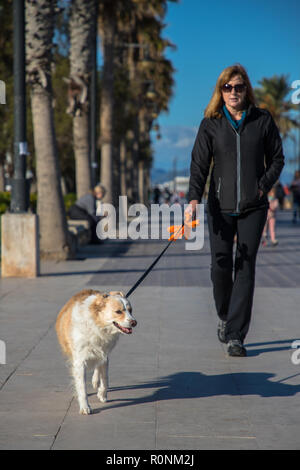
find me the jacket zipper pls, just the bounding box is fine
[227,123,241,214]
[236,132,241,213]
[217,177,221,199]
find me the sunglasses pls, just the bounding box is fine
[222,83,246,93]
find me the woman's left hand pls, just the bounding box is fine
[258,189,264,199]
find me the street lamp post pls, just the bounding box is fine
[90,2,98,188]
[10,0,28,213]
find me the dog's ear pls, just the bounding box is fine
[93,293,109,310]
[109,291,125,297]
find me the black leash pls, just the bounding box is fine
[126,223,184,298]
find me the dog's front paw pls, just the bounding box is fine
[79,405,92,415]
[97,389,107,403]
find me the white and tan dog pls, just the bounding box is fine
[56,289,137,415]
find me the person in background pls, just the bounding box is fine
[262,186,279,247]
[163,186,172,204]
[153,185,161,204]
[68,184,106,244]
[170,191,181,205]
[290,170,300,224]
[274,180,285,210]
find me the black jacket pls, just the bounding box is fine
[188,105,285,214]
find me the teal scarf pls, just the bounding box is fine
[223,105,246,130]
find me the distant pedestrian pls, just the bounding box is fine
[170,191,181,205]
[163,186,172,204]
[274,180,285,210]
[262,187,279,247]
[290,170,300,224]
[153,186,161,204]
[187,64,284,357]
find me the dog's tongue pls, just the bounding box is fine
[113,321,133,334]
[121,326,132,334]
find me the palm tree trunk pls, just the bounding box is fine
[68,0,96,198]
[73,113,91,198]
[132,117,139,203]
[99,11,115,205]
[31,87,70,259]
[138,109,148,204]
[26,0,71,259]
[138,159,144,204]
[0,160,5,192]
[125,132,134,204]
[113,139,121,207]
[120,138,127,196]
[144,163,151,207]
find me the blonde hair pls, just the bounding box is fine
[204,64,256,119]
[94,184,106,196]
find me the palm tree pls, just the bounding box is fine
[26,0,72,259]
[254,75,298,140]
[66,0,97,198]
[115,0,176,204]
[98,0,117,205]
[98,0,177,205]
[133,15,176,203]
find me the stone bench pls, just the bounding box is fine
[67,219,91,246]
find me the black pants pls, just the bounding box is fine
[207,206,268,343]
[68,205,99,244]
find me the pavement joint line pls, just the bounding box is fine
[154,286,163,450]
[167,435,257,439]
[50,396,75,451]
[226,357,260,449]
[0,319,56,392]
[208,299,260,448]
[0,289,17,301]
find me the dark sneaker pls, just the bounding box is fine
[227,339,247,357]
[217,320,227,343]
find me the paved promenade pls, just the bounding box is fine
[0,210,300,450]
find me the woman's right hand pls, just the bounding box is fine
[258,189,264,199]
[184,200,199,240]
[186,199,199,216]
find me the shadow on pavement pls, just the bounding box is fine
[245,339,297,357]
[42,265,211,277]
[90,370,300,414]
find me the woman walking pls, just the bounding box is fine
[188,64,284,356]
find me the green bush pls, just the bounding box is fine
[0,191,10,203]
[0,192,76,215]
[0,192,10,215]
[0,202,8,215]
[64,193,76,213]
[30,192,37,213]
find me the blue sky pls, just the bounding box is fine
[151,0,300,183]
